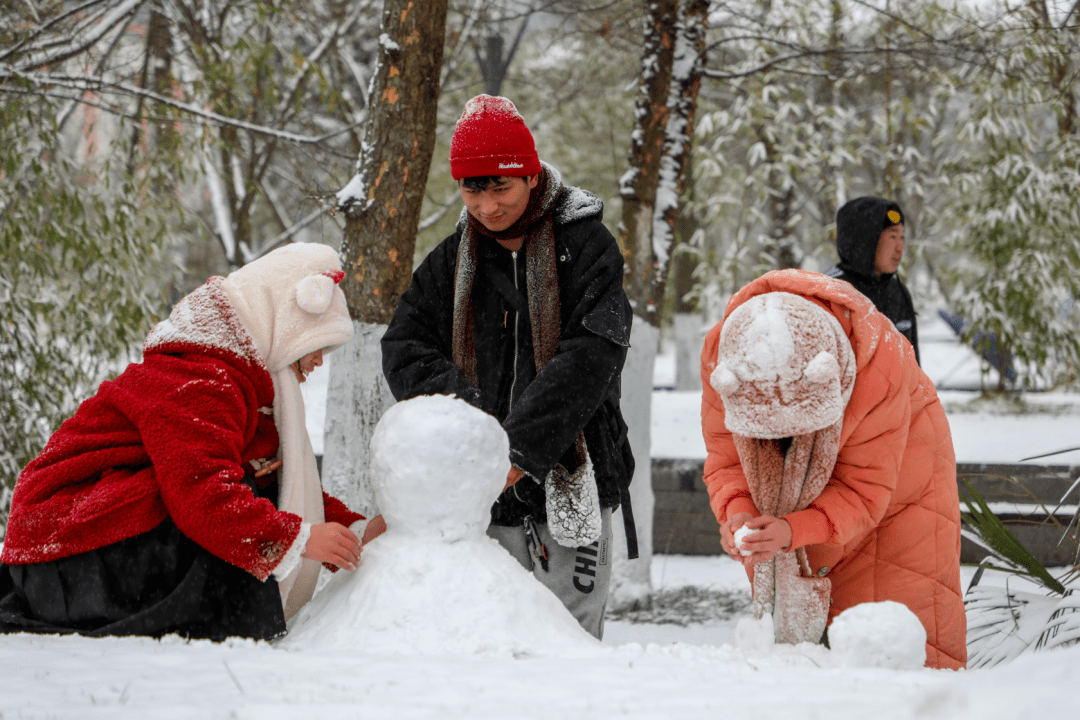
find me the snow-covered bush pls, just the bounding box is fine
[0,95,172,535]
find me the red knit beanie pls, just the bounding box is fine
[450,95,541,180]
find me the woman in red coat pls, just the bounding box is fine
[0,243,379,640]
[700,269,966,669]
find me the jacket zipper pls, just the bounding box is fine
[508,250,520,410]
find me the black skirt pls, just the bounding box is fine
[0,518,286,642]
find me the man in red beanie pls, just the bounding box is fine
[381,95,636,639]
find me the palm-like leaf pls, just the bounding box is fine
[960,479,1066,594]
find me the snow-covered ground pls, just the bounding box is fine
[1,554,1076,719]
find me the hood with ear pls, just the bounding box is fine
[711,291,856,439]
[217,243,353,372]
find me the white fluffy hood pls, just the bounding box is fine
[218,242,353,373]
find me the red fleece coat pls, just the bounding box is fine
[700,269,966,669]
[1,292,362,581]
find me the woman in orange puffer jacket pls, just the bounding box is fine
[700,269,966,669]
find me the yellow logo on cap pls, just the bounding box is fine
[887,210,901,224]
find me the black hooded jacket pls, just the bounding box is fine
[825,196,920,364]
[381,187,635,531]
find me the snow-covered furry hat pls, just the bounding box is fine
[450,95,541,180]
[710,292,856,438]
[219,243,353,373]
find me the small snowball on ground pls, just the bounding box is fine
[281,394,600,657]
[733,525,756,556]
[735,614,775,653]
[829,601,926,669]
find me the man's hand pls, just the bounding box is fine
[734,515,793,567]
[361,514,387,545]
[503,465,525,492]
[302,522,362,570]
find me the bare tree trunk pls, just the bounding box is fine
[473,12,530,97]
[612,0,708,610]
[128,4,175,174]
[322,0,448,516]
[672,161,702,392]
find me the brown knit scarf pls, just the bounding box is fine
[734,426,840,644]
[452,164,565,386]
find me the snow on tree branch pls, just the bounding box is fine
[0,70,361,144]
[0,0,147,69]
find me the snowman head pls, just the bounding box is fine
[370,394,510,542]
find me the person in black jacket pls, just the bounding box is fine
[825,196,920,364]
[380,95,635,639]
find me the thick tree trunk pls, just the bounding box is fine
[611,316,658,608]
[673,312,702,392]
[612,0,708,610]
[323,0,448,513]
[321,324,394,517]
[672,205,702,392]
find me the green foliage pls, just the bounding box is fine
[938,11,1080,388]
[690,0,958,295]
[0,95,172,536]
[960,479,1067,594]
[686,0,1080,387]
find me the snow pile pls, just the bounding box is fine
[829,601,927,669]
[281,394,601,656]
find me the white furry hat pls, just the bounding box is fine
[219,243,353,372]
[710,292,856,438]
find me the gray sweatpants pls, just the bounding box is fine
[486,507,613,640]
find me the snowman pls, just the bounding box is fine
[280,394,601,656]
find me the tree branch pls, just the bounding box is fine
[0,72,364,144]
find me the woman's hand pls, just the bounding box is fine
[735,515,793,567]
[361,514,387,545]
[253,459,283,478]
[302,522,362,570]
[720,512,755,561]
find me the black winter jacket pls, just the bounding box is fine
[381,189,635,528]
[825,197,920,364]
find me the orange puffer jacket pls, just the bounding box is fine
[700,269,966,669]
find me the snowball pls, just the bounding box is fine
[829,601,926,670]
[370,394,508,543]
[733,524,756,556]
